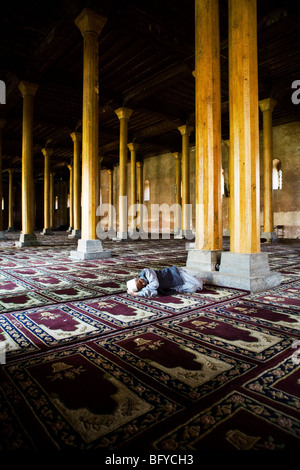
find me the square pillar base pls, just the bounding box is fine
[68,229,81,239]
[185,251,281,293]
[261,231,277,242]
[70,239,111,260]
[186,249,222,271]
[41,228,53,235]
[115,231,130,241]
[15,233,40,247]
[0,231,7,240]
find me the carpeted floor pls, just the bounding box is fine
[0,232,299,452]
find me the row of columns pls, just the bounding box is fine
[2,3,281,292]
[186,0,280,292]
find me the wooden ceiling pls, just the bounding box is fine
[0,0,299,182]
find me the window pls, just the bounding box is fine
[55,196,59,210]
[144,180,150,201]
[273,159,282,190]
[1,197,4,210]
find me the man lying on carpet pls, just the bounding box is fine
[127,265,204,297]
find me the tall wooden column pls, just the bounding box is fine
[16,81,39,247]
[0,120,7,239]
[41,148,53,235]
[50,172,55,229]
[67,164,73,233]
[128,142,138,233]
[178,125,193,238]
[187,0,222,273]
[219,0,280,292]
[7,169,14,232]
[259,98,277,241]
[228,0,260,253]
[70,132,81,238]
[107,168,114,232]
[136,161,144,233]
[71,8,110,259]
[115,107,133,240]
[173,152,182,236]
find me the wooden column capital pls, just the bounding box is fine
[75,8,107,37]
[18,81,39,97]
[70,132,82,142]
[42,148,53,158]
[259,98,277,113]
[128,142,139,152]
[115,107,133,121]
[172,152,182,160]
[178,125,193,137]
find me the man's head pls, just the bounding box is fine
[127,277,147,293]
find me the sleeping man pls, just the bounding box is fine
[127,265,204,298]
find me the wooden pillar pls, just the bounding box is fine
[50,172,55,229]
[0,120,7,239]
[7,169,14,231]
[67,164,73,232]
[107,168,114,231]
[16,81,39,247]
[128,142,138,231]
[228,0,260,254]
[178,125,193,238]
[186,0,222,272]
[115,107,133,239]
[71,8,110,259]
[136,161,144,232]
[41,148,53,235]
[70,132,82,238]
[172,152,182,236]
[259,98,277,240]
[218,0,281,292]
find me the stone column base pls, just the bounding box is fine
[6,227,15,233]
[70,239,111,260]
[182,229,195,240]
[0,231,8,240]
[174,229,183,239]
[15,233,39,247]
[185,251,281,293]
[68,229,81,239]
[41,228,53,235]
[115,231,130,241]
[261,231,277,242]
[186,249,222,271]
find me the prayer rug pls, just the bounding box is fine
[157,311,293,362]
[243,355,300,413]
[122,292,213,313]
[73,295,174,328]
[2,304,116,360]
[205,299,300,336]
[38,285,106,303]
[0,276,35,293]
[153,390,300,451]
[0,342,182,450]
[95,325,256,402]
[20,273,73,289]
[81,279,127,294]
[0,290,53,313]
[244,280,300,310]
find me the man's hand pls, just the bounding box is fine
[127,290,138,296]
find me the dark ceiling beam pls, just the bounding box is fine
[123,63,192,106]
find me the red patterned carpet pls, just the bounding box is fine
[0,232,299,452]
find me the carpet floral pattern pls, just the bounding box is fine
[0,232,299,452]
